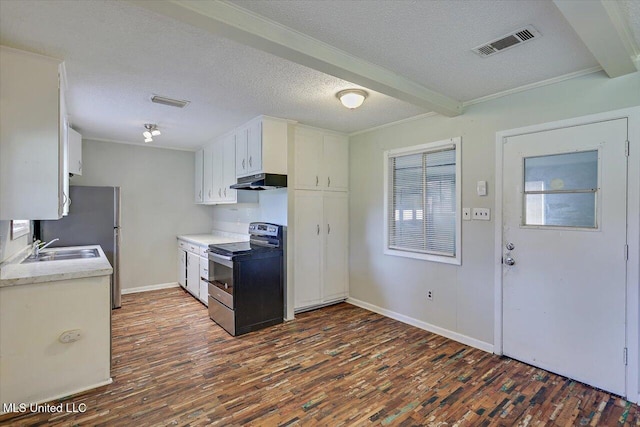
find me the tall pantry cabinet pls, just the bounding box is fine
[293,126,349,311]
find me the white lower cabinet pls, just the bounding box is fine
[178,248,187,289]
[199,256,209,306]
[186,251,200,298]
[294,190,348,311]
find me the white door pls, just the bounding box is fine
[294,127,323,189]
[178,249,187,289]
[222,133,237,202]
[294,191,323,309]
[235,127,248,177]
[186,252,200,298]
[502,118,628,396]
[247,120,262,174]
[323,192,349,302]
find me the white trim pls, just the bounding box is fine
[494,106,640,402]
[463,66,603,108]
[349,67,603,138]
[87,137,197,152]
[347,297,493,353]
[349,112,438,137]
[0,378,113,415]
[121,282,179,294]
[383,137,462,265]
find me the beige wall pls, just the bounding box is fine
[73,140,215,291]
[349,70,640,347]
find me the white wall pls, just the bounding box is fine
[72,140,215,291]
[211,188,288,233]
[349,70,640,347]
[0,220,31,262]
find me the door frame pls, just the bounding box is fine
[494,106,640,402]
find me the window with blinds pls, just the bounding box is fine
[384,138,461,264]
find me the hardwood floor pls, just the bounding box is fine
[1,287,637,426]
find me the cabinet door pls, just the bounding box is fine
[323,192,349,302]
[195,149,203,203]
[61,116,70,216]
[178,248,187,289]
[294,127,323,189]
[294,191,324,309]
[186,252,200,298]
[199,256,209,305]
[235,127,248,177]
[247,119,262,174]
[211,141,224,202]
[323,134,349,191]
[68,127,83,176]
[203,144,215,203]
[0,47,62,220]
[221,133,237,202]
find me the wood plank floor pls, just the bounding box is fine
[1,287,637,426]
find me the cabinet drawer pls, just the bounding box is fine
[200,246,209,257]
[208,296,235,336]
[199,257,208,279]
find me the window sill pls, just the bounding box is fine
[384,248,461,265]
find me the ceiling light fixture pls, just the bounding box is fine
[143,123,161,143]
[336,89,368,109]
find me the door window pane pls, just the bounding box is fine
[523,150,597,228]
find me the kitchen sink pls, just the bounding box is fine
[21,248,99,264]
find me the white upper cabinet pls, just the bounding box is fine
[67,127,83,176]
[236,116,288,178]
[221,133,237,202]
[203,144,215,203]
[195,149,204,203]
[294,126,348,191]
[0,47,64,220]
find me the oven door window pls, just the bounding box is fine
[210,259,233,294]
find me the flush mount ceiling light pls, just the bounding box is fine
[143,123,161,143]
[336,89,368,109]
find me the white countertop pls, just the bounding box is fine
[0,245,113,288]
[177,231,249,247]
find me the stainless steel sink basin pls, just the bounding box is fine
[22,248,99,264]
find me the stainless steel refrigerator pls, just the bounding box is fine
[40,186,121,308]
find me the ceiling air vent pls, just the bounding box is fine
[151,95,190,108]
[472,25,541,58]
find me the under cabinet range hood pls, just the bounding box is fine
[230,173,287,190]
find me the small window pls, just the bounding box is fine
[523,150,598,228]
[383,137,461,265]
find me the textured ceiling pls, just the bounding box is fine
[230,0,600,101]
[0,1,637,150]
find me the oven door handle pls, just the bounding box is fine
[208,252,234,268]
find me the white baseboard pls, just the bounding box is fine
[0,378,113,415]
[121,282,179,294]
[346,297,494,354]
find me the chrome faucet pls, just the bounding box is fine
[33,238,60,256]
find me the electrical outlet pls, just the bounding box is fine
[472,208,491,221]
[427,290,433,300]
[462,208,471,221]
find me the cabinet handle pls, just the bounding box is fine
[218,188,222,197]
[208,190,212,198]
[327,223,331,234]
[224,188,227,197]
[249,156,252,168]
[242,159,245,169]
[316,176,319,186]
[328,176,331,187]
[317,224,320,235]
[198,190,202,200]
[78,160,82,172]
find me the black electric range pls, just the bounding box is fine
[206,222,284,336]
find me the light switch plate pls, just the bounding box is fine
[477,180,487,196]
[462,208,471,221]
[473,208,491,220]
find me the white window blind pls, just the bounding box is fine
[388,147,457,257]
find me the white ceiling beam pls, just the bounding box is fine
[128,0,463,117]
[553,0,638,78]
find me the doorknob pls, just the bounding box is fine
[505,257,516,266]
[506,242,515,250]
